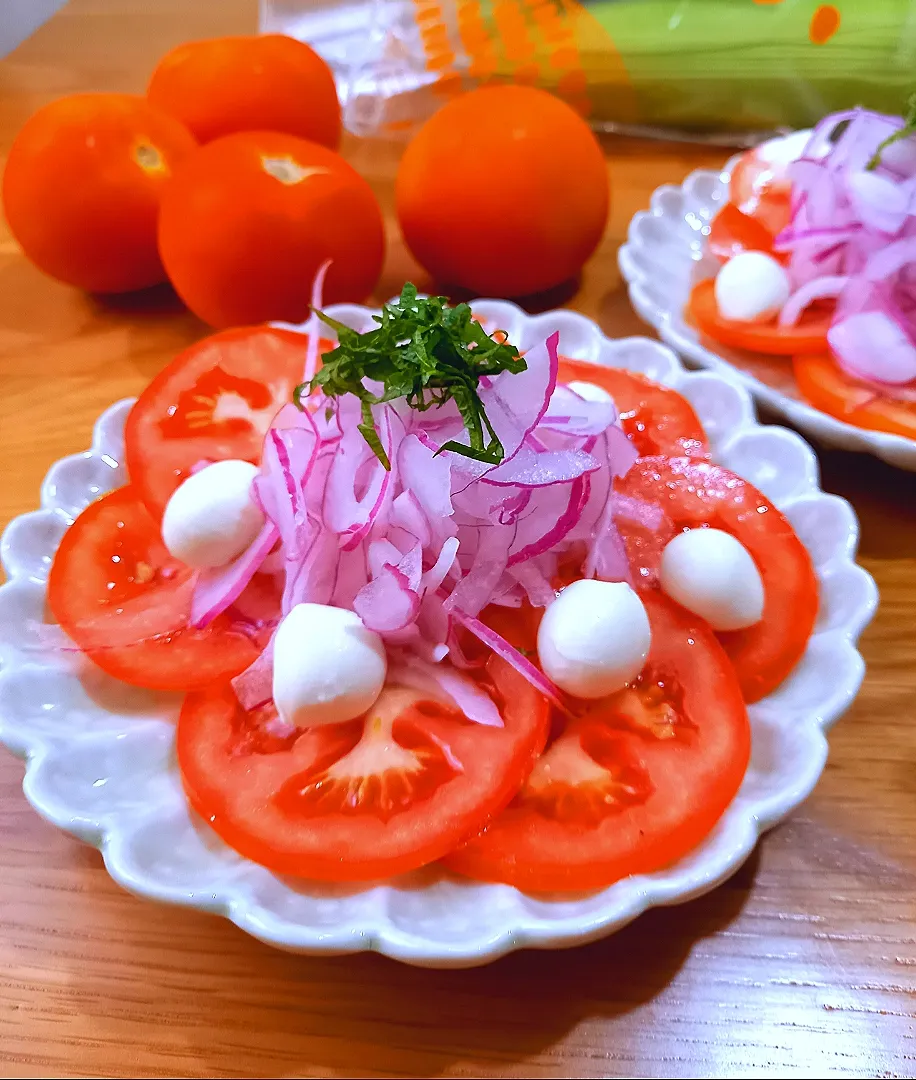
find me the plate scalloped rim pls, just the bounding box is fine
[0,300,877,968]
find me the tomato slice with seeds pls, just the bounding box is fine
[794,352,916,440]
[177,653,551,881]
[444,592,750,893]
[47,486,270,690]
[687,279,832,357]
[125,325,332,518]
[557,357,709,459]
[615,456,818,703]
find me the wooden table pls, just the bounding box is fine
[1,3,914,1077]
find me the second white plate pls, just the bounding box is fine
[618,160,916,472]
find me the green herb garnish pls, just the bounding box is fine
[867,92,916,170]
[295,283,526,469]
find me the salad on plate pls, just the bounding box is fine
[43,283,819,894]
[689,102,916,442]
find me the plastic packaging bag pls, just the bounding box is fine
[261,0,916,143]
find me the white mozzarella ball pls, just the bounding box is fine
[714,252,791,323]
[659,527,764,632]
[567,380,614,405]
[161,459,264,569]
[273,603,387,728]
[537,579,651,700]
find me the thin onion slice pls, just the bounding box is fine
[390,653,503,727]
[303,258,331,384]
[451,609,569,713]
[190,522,279,628]
[828,309,916,384]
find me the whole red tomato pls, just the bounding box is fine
[396,85,609,297]
[3,93,197,292]
[157,131,385,328]
[147,34,341,149]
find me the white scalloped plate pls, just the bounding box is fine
[0,301,877,967]
[618,159,916,472]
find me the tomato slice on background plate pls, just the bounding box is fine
[557,357,709,459]
[178,653,551,881]
[125,325,332,518]
[48,486,270,691]
[687,279,832,357]
[728,150,792,238]
[707,202,782,263]
[444,592,750,893]
[794,352,916,440]
[615,456,818,704]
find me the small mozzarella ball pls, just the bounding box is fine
[714,252,791,323]
[660,528,764,632]
[756,129,813,174]
[161,459,263,569]
[567,380,614,405]
[273,603,387,728]
[537,579,651,700]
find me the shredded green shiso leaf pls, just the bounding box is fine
[866,92,916,170]
[295,283,526,470]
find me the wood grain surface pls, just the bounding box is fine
[1,3,914,1077]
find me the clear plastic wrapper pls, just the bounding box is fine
[261,0,916,143]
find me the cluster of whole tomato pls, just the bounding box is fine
[2,33,610,327]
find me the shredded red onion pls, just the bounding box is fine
[770,108,916,385]
[541,382,617,436]
[507,475,590,567]
[828,309,916,384]
[174,309,658,715]
[450,609,569,713]
[231,637,275,712]
[190,521,279,628]
[390,653,503,727]
[421,537,460,595]
[778,275,849,327]
[582,426,639,581]
[353,563,420,634]
[303,258,331,384]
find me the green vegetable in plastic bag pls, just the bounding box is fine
[262,0,915,140]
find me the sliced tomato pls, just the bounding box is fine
[125,325,332,518]
[729,150,792,237]
[445,592,750,893]
[177,653,551,881]
[615,456,818,703]
[688,279,832,356]
[794,352,916,440]
[707,202,781,262]
[557,357,709,458]
[47,486,270,691]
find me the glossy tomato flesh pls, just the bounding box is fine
[707,202,783,262]
[558,356,709,459]
[688,279,832,356]
[445,592,750,892]
[178,653,551,881]
[728,150,792,237]
[794,352,916,440]
[125,325,331,518]
[47,486,270,691]
[616,456,818,703]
